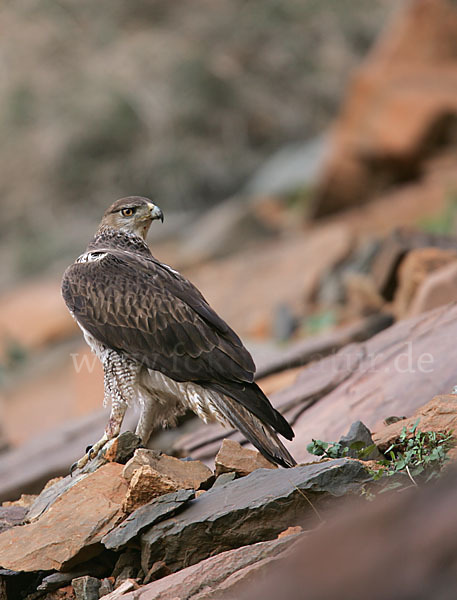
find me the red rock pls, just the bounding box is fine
[0,463,128,571]
[313,0,457,216]
[371,229,457,301]
[277,526,303,539]
[287,304,457,463]
[118,535,302,600]
[393,248,457,318]
[408,260,457,317]
[0,410,139,505]
[373,394,457,450]
[45,586,76,600]
[215,439,277,477]
[122,465,179,514]
[98,579,139,600]
[122,450,212,490]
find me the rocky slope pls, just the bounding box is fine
[1,385,457,599]
[3,1,457,597]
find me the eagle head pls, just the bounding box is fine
[100,196,164,240]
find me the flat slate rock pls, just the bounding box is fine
[103,489,195,551]
[121,534,303,600]
[141,459,369,573]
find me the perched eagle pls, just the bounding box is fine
[62,197,296,470]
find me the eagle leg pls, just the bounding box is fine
[70,399,128,473]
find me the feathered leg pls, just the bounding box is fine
[71,351,138,473]
[71,398,128,472]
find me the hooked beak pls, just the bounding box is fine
[148,202,164,223]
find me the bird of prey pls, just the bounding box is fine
[62,197,296,470]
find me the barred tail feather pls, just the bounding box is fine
[209,381,294,441]
[213,394,296,468]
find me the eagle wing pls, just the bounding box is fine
[62,248,294,449]
[62,250,255,383]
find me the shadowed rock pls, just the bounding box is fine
[140,459,370,574]
[102,489,195,552]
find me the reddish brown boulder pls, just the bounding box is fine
[313,0,457,216]
[122,466,179,514]
[0,463,128,571]
[408,260,457,317]
[122,449,212,490]
[373,394,457,450]
[215,439,277,477]
[393,247,457,318]
[371,229,457,302]
[288,304,457,463]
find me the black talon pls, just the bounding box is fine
[70,462,78,477]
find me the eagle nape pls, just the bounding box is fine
[62,196,297,472]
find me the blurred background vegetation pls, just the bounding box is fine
[0,0,398,288]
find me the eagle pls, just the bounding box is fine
[62,197,296,470]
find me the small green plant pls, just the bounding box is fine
[307,420,454,488]
[306,438,376,460]
[370,420,454,482]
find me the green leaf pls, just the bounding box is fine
[358,444,377,459]
[349,441,366,451]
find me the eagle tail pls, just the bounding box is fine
[210,381,294,441]
[212,392,297,468]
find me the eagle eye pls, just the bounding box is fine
[121,207,136,217]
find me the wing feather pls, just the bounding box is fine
[62,251,254,385]
[62,248,296,442]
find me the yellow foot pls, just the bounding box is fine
[70,432,110,475]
